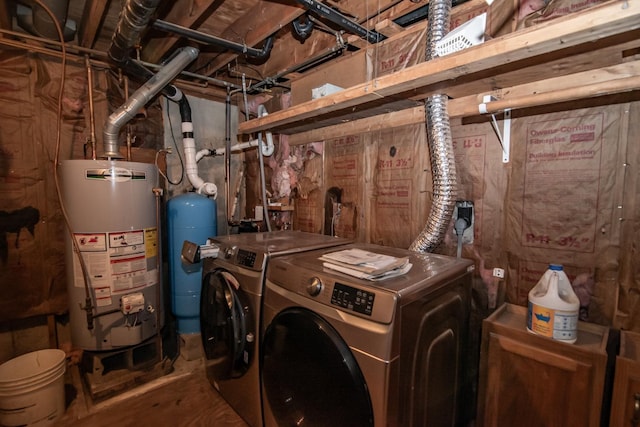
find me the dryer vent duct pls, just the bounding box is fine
[409,0,457,253]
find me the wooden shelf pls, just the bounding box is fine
[267,204,294,212]
[238,0,640,137]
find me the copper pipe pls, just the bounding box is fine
[85,56,97,160]
[124,75,133,161]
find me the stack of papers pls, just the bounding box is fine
[320,248,412,281]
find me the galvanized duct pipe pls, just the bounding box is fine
[109,0,161,67]
[409,0,457,253]
[103,46,199,158]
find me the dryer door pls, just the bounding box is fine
[262,307,374,427]
[201,269,254,380]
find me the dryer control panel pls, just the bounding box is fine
[331,282,375,316]
[236,249,257,268]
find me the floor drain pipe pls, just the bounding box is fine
[409,0,457,253]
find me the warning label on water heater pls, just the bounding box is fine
[72,229,157,299]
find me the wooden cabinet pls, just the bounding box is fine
[610,331,640,427]
[477,303,610,427]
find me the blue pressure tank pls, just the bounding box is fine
[167,192,217,334]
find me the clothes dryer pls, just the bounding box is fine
[200,231,350,427]
[261,243,475,427]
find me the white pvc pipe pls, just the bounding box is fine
[195,148,212,162]
[257,104,275,156]
[182,121,218,197]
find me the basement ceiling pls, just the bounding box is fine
[1,0,435,97]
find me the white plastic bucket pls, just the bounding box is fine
[0,349,66,426]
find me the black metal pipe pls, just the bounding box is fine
[152,19,274,59]
[294,0,386,44]
[292,14,315,41]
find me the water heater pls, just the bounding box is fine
[60,159,162,351]
[167,192,217,334]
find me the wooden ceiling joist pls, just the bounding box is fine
[78,0,110,48]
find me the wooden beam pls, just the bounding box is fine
[143,0,223,64]
[287,60,640,144]
[417,38,640,102]
[476,75,640,115]
[78,0,110,48]
[239,0,640,135]
[288,105,426,144]
[374,19,405,37]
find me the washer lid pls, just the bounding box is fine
[211,230,351,257]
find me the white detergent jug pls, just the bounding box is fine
[527,264,580,344]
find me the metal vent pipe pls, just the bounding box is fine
[103,46,199,158]
[108,0,161,66]
[409,0,457,253]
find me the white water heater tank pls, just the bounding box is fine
[60,159,162,351]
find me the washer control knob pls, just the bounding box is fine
[307,277,323,297]
[224,246,236,259]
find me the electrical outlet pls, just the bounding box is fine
[493,268,505,279]
[452,200,474,244]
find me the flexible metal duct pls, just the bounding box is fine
[103,46,199,158]
[409,0,457,253]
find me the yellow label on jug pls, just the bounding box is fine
[527,302,578,342]
[528,303,554,337]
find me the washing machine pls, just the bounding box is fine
[261,243,475,427]
[200,230,351,427]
